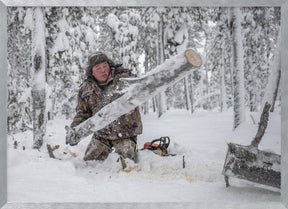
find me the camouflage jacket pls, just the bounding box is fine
[71,71,143,140]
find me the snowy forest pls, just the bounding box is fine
[7,7,281,137]
[7,7,283,202]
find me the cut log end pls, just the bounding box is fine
[185,49,202,68]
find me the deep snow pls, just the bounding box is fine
[7,108,281,203]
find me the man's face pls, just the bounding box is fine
[92,62,110,82]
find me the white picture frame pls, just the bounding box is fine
[0,0,287,208]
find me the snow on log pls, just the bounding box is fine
[222,143,281,188]
[66,49,202,145]
[222,102,281,188]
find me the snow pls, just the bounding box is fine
[152,13,160,23]
[7,108,281,203]
[106,14,121,32]
[23,8,33,30]
[128,24,139,37]
[85,29,95,45]
[174,25,185,44]
[19,87,32,103]
[51,18,73,54]
[176,25,188,53]
[51,18,70,55]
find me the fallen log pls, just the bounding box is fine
[223,142,281,188]
[222,102,281,188]
[66,49,202,146]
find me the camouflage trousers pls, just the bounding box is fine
[83,134,137,162]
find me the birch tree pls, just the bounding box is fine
[31,8,46,149]
[230,8,245,129]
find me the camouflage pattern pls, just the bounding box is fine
[83,135,137,161]
[71,70,142,161]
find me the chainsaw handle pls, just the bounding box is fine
[149,136,170,149]
[160,136,170,148]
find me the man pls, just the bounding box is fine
[70,52,143,162]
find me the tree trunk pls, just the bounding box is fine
[156,11,166,118]
[152,97,157,113]
[32,8,46,149]
[188,74,194,113]
[157,93,166,118]
[204,32,209,96]
[262,33,281,112]
[187,28,195,113]
[142,101,149,115]
[184,77,190,111]
[220,50,227,112]
[250,102,271,147]
[143,50,150,115]
[271,70,281,112]
[230,7,245,129]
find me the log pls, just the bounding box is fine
[223,143,281,188]
[66,49,202,146]
[222,102,281,188]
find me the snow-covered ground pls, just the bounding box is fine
[7,108,281,203]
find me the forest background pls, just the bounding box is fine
[7,7,281,149]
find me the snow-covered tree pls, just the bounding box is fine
[106,8,142,70]
[7,7,33,133]
[46,7,101,119]
[229,7,245,129]
[31,7,47,149]
[242,7,280,111]
[155,9,167,117]
[262,33,281,112]
[208,7,231,111]
[7,6,281,135]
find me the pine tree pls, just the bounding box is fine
[7,7,33,133]
[208,7,231,111]
[242,7,280,111]
[106,7,142,70]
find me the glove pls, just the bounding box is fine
[114,63,131,74]
[65,125,81,146]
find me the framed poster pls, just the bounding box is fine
[0,0,288,209]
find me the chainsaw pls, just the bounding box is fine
[141,136,176,156]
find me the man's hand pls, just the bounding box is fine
[65,125,81,146]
